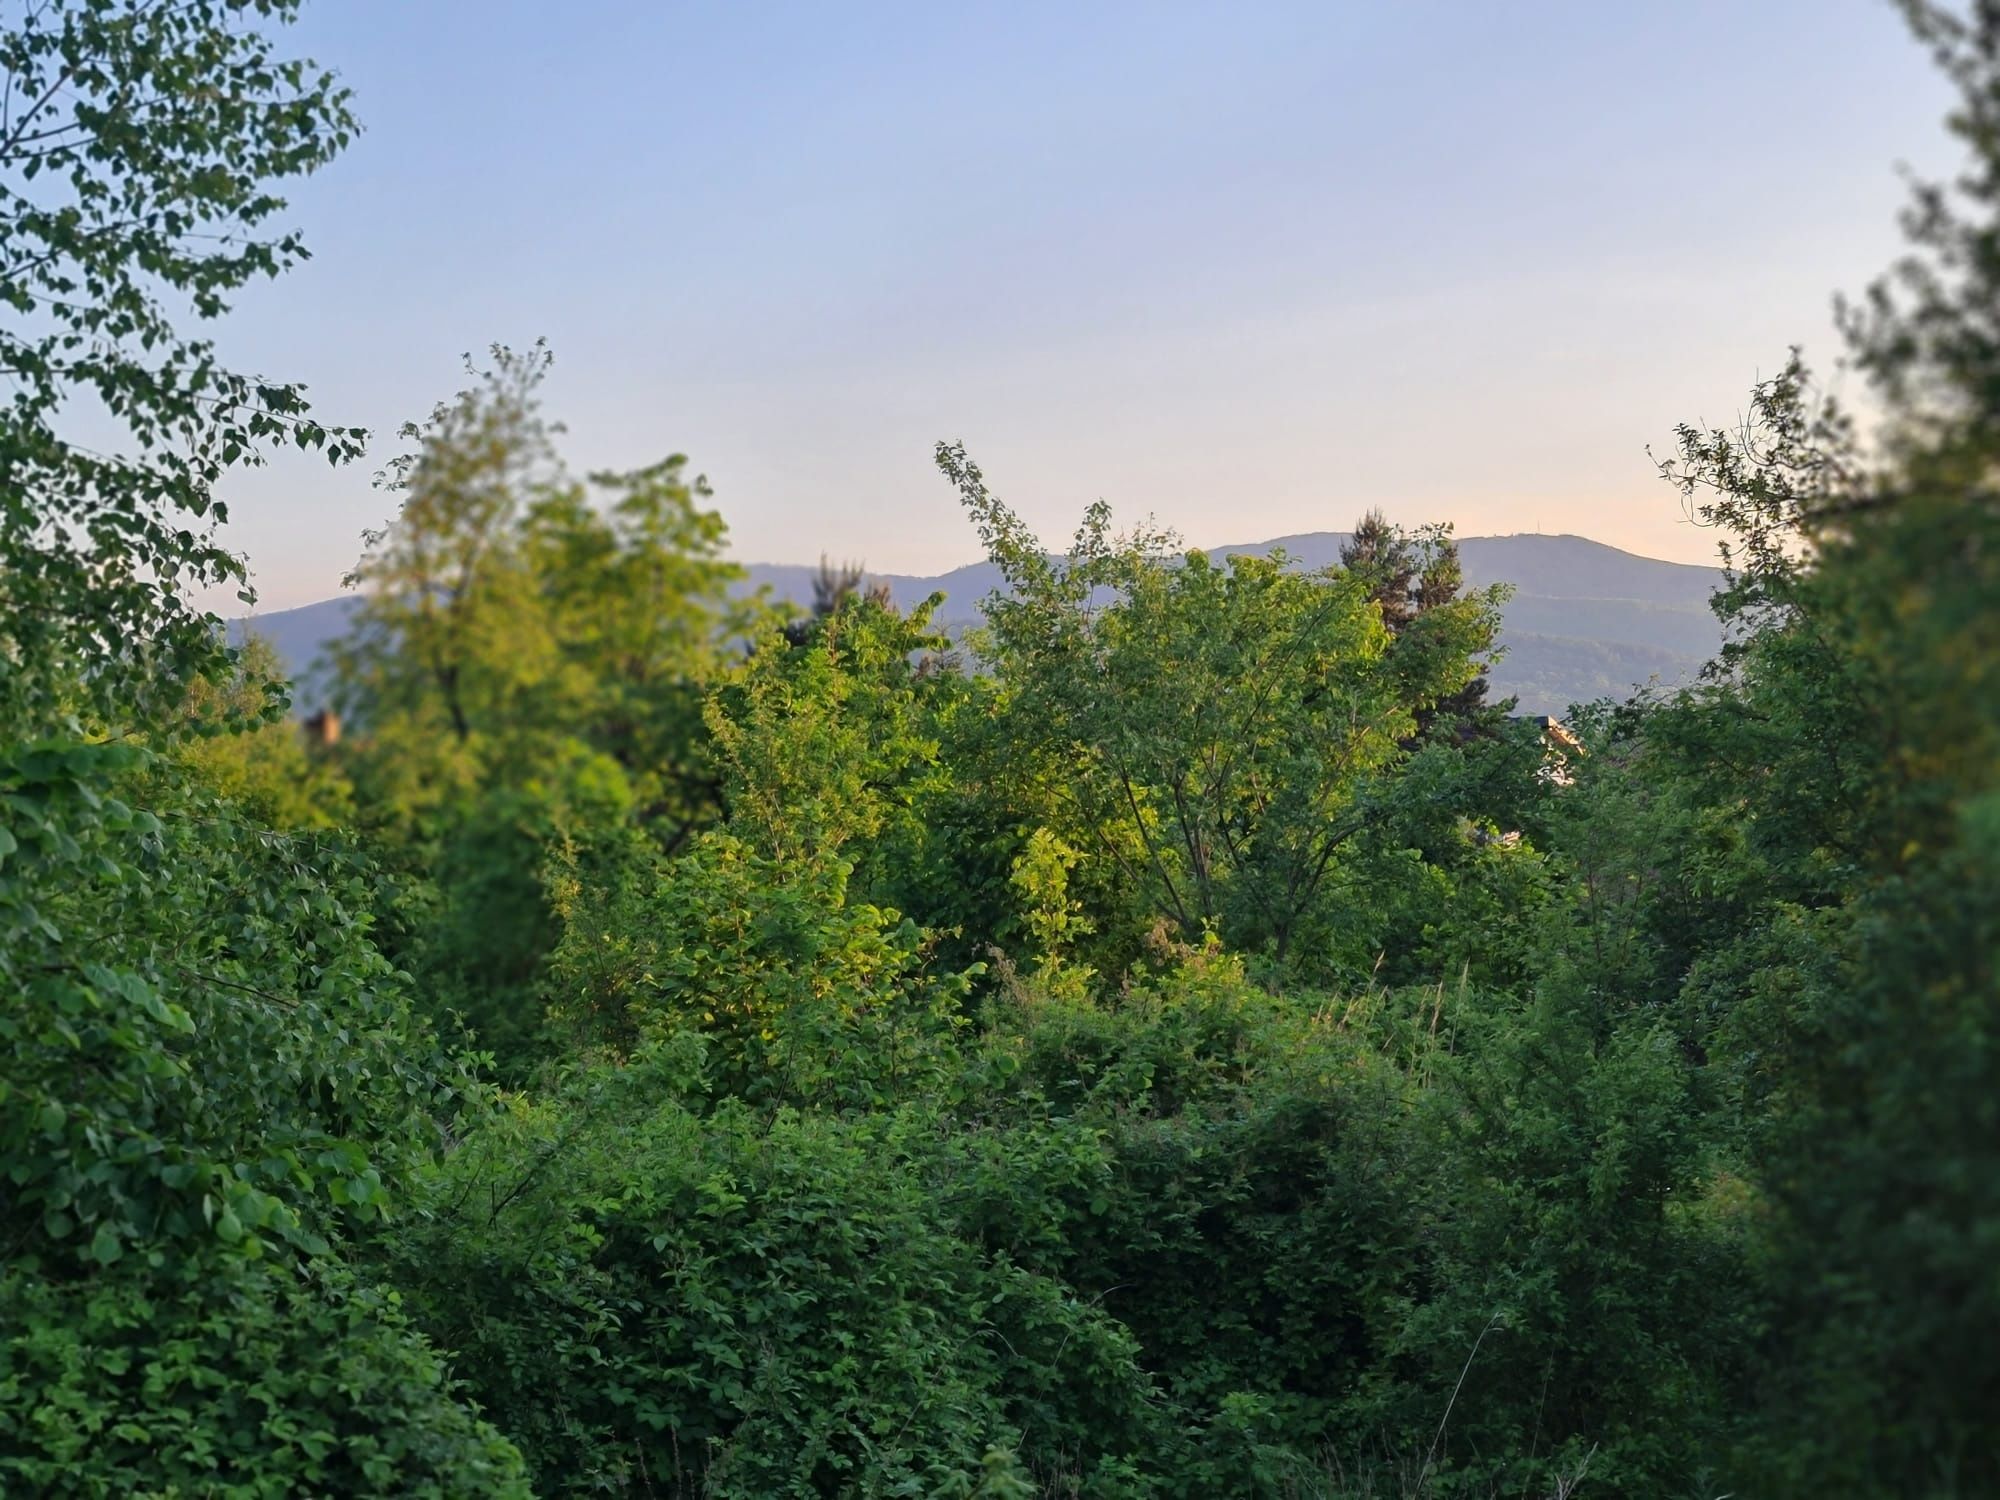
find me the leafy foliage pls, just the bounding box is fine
[8,0,1999,1495]
[0,0,364,734]
[938,443,1508,977]
[322,344,764,1069]
[0,3,526,1490]
[0,737,527,1489]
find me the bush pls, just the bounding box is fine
[384,1050,1162,1495]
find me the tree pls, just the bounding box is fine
[545,591,975,1094]
[708,590,952,869]
[0,8,529,1484]
[333,342,754,842]
[0,0,365,734]
[333,343,563,754]
[1339,508,1420,629]
[937,443,1504,973]
[522,454,758,835]
[1636,5,2000,1486]
[782,553,893,645]
[327,347,761,1066]
[1343,508,1500,736]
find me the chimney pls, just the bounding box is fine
[303,709,341,748]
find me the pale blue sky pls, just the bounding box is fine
[214,0,1951,609]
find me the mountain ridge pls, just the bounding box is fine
[237,531,1727,718]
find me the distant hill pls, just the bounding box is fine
[237,532,1726,719]
[750,533,1727,716]
[231,596,358,698]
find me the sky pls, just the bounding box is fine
[208,0,1954,610]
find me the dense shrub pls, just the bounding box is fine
[0,744,527,1491]
[382,1049,1160,1495]
[0,1258,525,1497]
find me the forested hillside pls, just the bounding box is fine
[4,2,1997,1497]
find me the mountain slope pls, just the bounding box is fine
[238,532,1725,718]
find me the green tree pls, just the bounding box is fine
[0,0,364,734]
[333,342,755,836]
[548,592,976,1094]
[0,6,528,1485]
[335,343,560,751]
[0,743,529,1492]
[327,346,759,1064]
[938,442,1505,974]
[708,591,952,867]
[524,458,756,837]
[1338,507,1421,630]
[1343,508,1501,737]
[1627,4,2000,1484]
[782,552,890,646]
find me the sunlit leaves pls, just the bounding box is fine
[937,444,1506,971]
